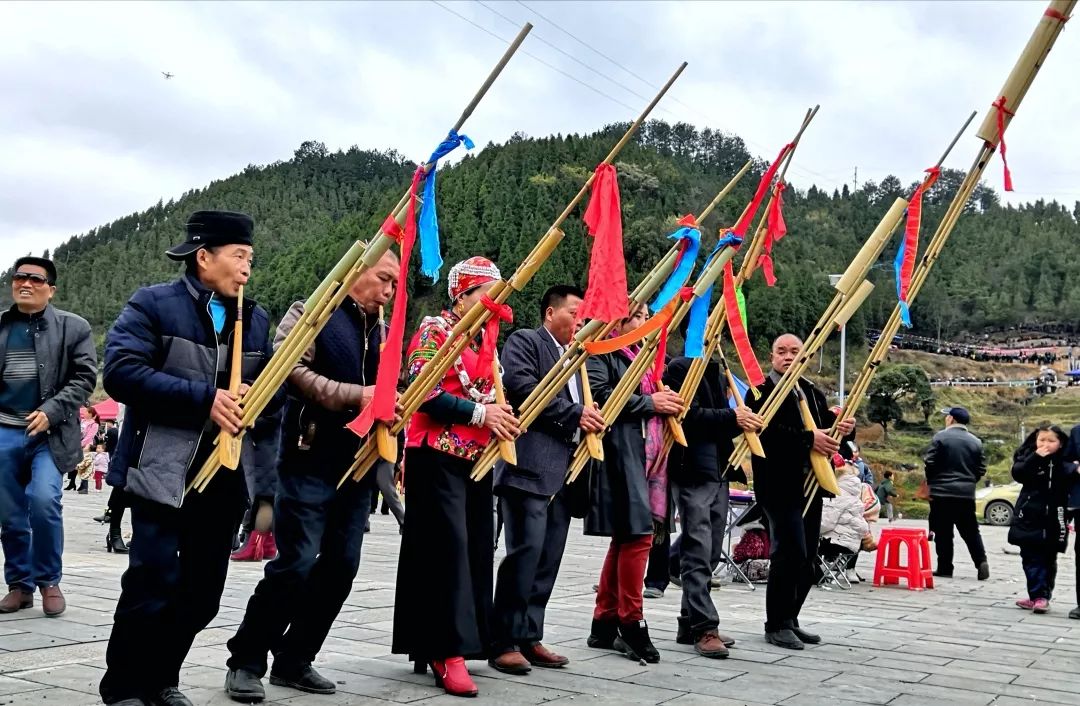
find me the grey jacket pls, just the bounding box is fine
[493,327,586,498]
[924,424,986,500]
[0,304,97,470]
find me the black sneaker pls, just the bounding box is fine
[614,620,660,663]
[225,668,265,703]
[977,561,990,581]
[587,618,618,649]
[765,629,804,650]
[1069,606,1080,620]
[269,664,335,695]
[933,568,953,578]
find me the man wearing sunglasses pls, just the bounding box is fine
[0,256,97,618]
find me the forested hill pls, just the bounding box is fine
[5,121,1080,350]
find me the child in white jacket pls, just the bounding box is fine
[821,460,872,582]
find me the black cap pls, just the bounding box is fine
[941,406,971,425]
[13,256,58,284]
[166,210,254,261]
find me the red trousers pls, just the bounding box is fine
[593,535,652,623]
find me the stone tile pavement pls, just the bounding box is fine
[2,491,1079,704]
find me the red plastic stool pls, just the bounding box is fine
[873,527,934,590]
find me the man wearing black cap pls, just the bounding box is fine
[924,406,990,580]
[99,211,282,706]
[0,256,97,618]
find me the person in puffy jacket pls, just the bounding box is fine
[820,460,871,584]
[1008,424,1071,614]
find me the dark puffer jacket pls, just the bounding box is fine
[104,275,280,508]
[1008,430,1071,552]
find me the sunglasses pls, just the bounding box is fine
[12,272,52,286]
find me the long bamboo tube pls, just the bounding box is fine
[660,107,819,463]
[218,286,245,470]
[467,162,752,481]
[726,198,908,473]
[342,62,690,487]
[185,24,533,493]
[801,2,1075,504]
[492,359,518,465]
[580,371,604,461]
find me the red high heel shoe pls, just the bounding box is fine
[231,531,264,562]
[261,531,277,560]
[430,657,477,698]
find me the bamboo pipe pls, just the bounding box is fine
[796,388,840,496]
[345,62,690,486]
[661,107,819,461]
[492,359,518,465]
[218,286,245,471]
[188,24,533,494]
[719,350,764,457]
[726,198,908,472]
[580,370,604,461]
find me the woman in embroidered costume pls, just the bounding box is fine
[392,256,519,698]
[583,302,685,664]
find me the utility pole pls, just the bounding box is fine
[853,166,858,192]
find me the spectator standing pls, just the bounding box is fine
[0,256,97,617]
[876,471,899,522]
[924,406,990,580]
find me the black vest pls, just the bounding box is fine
[280,299,379,478]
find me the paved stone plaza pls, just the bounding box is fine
[2,491,1079,705]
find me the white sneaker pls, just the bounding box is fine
[845,569,860,584]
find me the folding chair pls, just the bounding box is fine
[816,538,855,590]
[712,496,759,591]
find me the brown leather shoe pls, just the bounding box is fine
[521,642,569,668]
[40,585,65,617]
[0,586,33,613]
[715,631,736,648]
[694,631,730,659]
[487,650,532,675]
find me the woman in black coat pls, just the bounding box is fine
[584,304,684,663]
[1008,424,1071,613]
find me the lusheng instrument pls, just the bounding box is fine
[185,24,534,494]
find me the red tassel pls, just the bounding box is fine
[475,295,513,377]
[579,164,628,323]
[757,182,788,287]
[992,96,1016,192]
[723,261,764,386]
[348,167,424,437]
[733,144,793,238]
[653,326,668,385]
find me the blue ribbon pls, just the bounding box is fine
[893,209,912,327]
[418,130,475,281]
[726,371,751,409]
[649,227,701,313]
[685,231,743,358]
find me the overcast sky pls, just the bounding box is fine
[2,0,1077,263]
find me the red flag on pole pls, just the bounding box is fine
[579,164,628,323]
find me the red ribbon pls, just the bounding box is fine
[676,214,699,228]
[1044,8,1069,22]
[723,260,764,386]
[348,167,424,437]
[380,215,404,243]
[992,96,1016,192]
[476,294,513,378]
[757,182,788,287]
[899,167,941,303]
[734,144,793,238]
[579,164,628,323]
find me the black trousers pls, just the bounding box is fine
[928,496,987,573]
[491,486,572,652]
[227,470,371,676]
[1071,509,1080,606]
[760,485,822,633]
[644,530,671,592]
[393,446,494,662]
[99,471,245,704]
